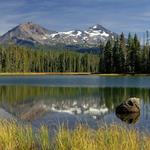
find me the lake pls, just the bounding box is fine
[0,75,150,133]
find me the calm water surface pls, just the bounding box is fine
[0,75,150,132]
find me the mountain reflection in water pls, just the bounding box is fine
[0,85,149,132]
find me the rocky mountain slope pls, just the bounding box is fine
[0,22,117,47]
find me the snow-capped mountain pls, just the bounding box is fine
[0,22,117,46]
[49,24,117,45]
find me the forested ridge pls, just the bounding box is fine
[0,32,150,73]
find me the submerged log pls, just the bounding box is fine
[116,97,140,113]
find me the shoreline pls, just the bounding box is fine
[0,72,150,76]
[0,72,92,76]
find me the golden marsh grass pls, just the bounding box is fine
[0,120,150,150]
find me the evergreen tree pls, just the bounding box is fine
[133,34,141,73]
[126,33,133,72]
[112,38,120,73]
[119,33,126,73]
[103,40,113,73]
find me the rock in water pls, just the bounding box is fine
[116,112,140,124]
[116,97,140,113]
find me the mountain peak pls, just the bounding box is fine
[0,22,56,46]
[18,22,50,33]
[20,22,34,26]
[90,24,106,30]
[18,22,38,29]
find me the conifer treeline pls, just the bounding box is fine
[100,33,150,73]
[0,46,99,72]
[0,32,150,73]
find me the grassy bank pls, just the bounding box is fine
[95,73,150,77]
[0,121,150,150]
[0,72,150,76]
[0,72,92,76]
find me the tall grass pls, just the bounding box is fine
[55,125,150,150]
[0,121,35,150]
[0,120,150,150]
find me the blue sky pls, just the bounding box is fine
[0,0,150,37]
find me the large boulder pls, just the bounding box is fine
[116,97,140,113]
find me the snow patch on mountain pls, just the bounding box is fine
[101,31,109,37]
